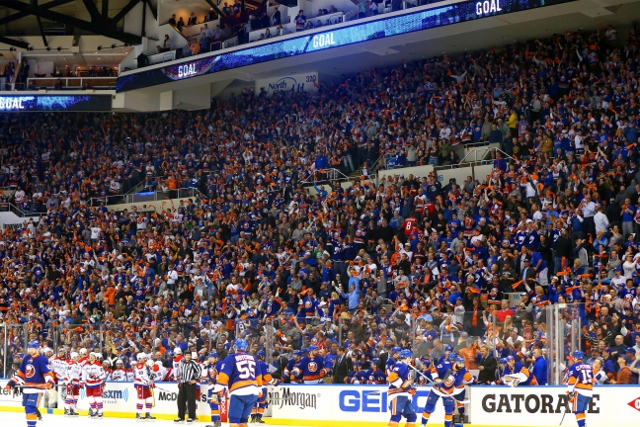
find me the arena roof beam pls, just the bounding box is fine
[0,0,74,26]
[0,35,30,49]
[82,0,101,21]
[110,0,143,24]
[2,0,142,45]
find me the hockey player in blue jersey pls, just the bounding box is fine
[284,350,302,383]
[387,349,417,427]
[565,351,594,427]
[451,357,475,424]
[5,340,55,427]
[420,355,469,427]
[297,345,327,384]
[203,352,225,427]
[385,346,402,375]
[213,339,262,427]
[502,355,537,386]
[251,350,279,424]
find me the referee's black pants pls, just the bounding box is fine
[177,382,197,420]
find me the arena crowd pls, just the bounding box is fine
[1,23,640,386]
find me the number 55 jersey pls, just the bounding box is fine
[217,353,263,397]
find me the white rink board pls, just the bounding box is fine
[57,382,212,418]
[268,384,447,422]
[471,386,640,427]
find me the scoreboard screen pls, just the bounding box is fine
[0,95,112,112]
[117,0,575,93]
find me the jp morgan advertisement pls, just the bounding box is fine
[117,0,576,92]
[0,95,111,112]
[255,72,319,95]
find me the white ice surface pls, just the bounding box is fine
[0,412,297,427]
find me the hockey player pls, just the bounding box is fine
[284,350,302,383]
[213,339,262,427]
[252,350,278,423]
[420,355,469,427]
[78,348,89,367]
[502,355,537,386]
[109,359,133,381]
[84,352,107,418]
[203,352,224,427]
[150,361,172,383]
[565,351,594,427]
[64,351,82,417]
[298,345,327,384]
[172,348,184,381]
[4,340,55,427]
[450,357,475,424]
[367,359,386,384]
[387,349,417,427]
[385,347,402,375]
[133,353,156,421]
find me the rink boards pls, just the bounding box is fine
[1,380,639,426]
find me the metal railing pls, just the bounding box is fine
[25,76,117,90]
[87,187,201,207]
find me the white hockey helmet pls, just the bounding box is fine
[145,359,154,368]
[70,352,79,360]
[79,348,88,356]
[137,353,148,361]
[115,359,124,366]
[95,352,103,359]
[174,347,182,355]
[44,347,53,355]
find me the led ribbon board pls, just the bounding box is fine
[116,0,575,93]
[0,95,112,112]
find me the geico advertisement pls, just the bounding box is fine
[268,385,446,422]
[470,387,640,427]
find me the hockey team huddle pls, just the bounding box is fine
[4,339,593,427]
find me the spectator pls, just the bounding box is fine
[295,10,307,31]
[156,34,171,53]
[272,7,281,25]
[187,12,197,26]
[617,355,632,384]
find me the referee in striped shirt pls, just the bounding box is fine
[175,351,202,423]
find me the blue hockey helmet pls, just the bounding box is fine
[208,351,218,359]
[400,349,413,359]
[444,345,454,352]
[572,350,584,360]
[308,345,318,352]
[293,350,302,356]
[256,350,266,359]
[455,356,465,365]
[448,352,458,362]
[392,346,402,355]
[499,358,507,364]
[301,347,309,354]
[28,340,40,349]
[235,338,249,352]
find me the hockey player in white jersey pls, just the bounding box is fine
[133,353,156,422]
[109,359,134,382]
[83,352,107,418]
[64,352,82,417]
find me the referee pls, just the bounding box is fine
[174,351,202,423]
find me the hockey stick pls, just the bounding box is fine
[560,392,575,426]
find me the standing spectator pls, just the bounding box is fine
[175,351,202,423]
[187,12,197,26]
[617,355,632,384]
[272,7,281,25]
[477,346,497,384]
[295,11,307,31]
[333,346,353,383]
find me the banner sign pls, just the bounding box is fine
[255,72,319,95]
[116,0,576,92]
[268,384,447,422]
[0,95,111,112]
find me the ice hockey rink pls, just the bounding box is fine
[0,412,309,427]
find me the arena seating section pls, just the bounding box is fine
[0,24,639,385]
